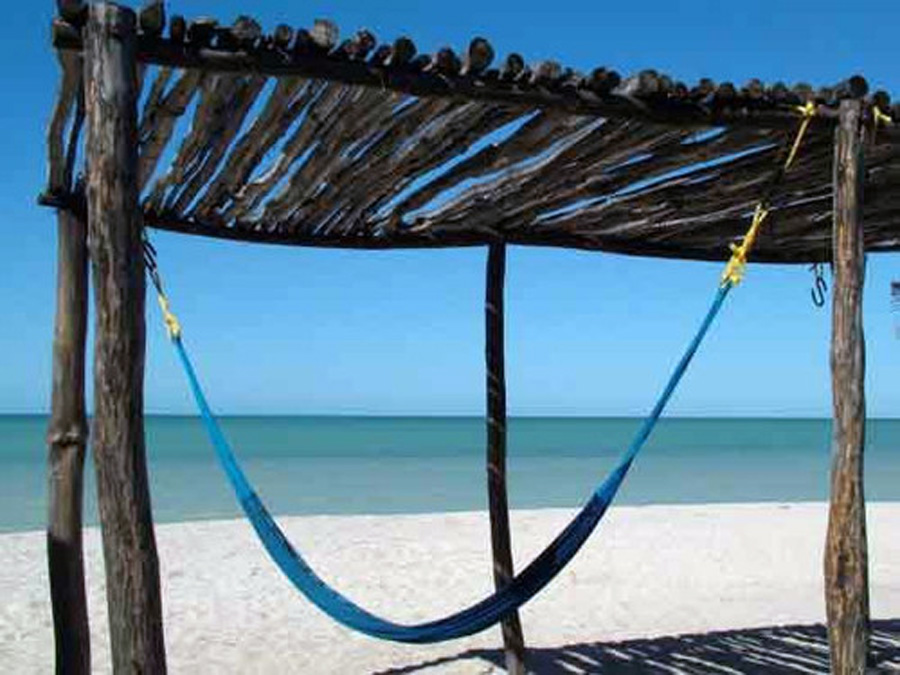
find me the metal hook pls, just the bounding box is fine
[810,263,828,307]
[811,276,827,307]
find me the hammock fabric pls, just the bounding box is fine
[170,281,732,644]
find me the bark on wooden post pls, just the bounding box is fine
[46,34,90,674]
[84,4,167,672]
[485,242,527,675]
[825,98,870,674]
[47,207,91,675]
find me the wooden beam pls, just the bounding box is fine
[38,190,900,263]
[83,4,167,673]
[485,242,527,675]
[825,98,870,674]
[51,29,856,132]
[47,207,90,675]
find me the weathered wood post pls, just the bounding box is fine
[485,242,527,674]
[84,3,167,672]
[47,206,91,675]
[46,35,91,673]
[825,98,870,674]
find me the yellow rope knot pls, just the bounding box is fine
[720,102,814,287]
[784,101,817,170]
[157,292,182,340]
[721,205,769,286]
[874,105,893,128]
[794,101,817,118]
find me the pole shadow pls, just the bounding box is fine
[373,619,900,674]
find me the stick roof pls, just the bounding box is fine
[43,3,900,262]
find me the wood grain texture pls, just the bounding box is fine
[390,110,592,217]
[83,5,167,673]
[167,73,267,215]
[283,96,457,234]
[47,50,82,193]
[145,71,248,211]
[302,101,514,236]
[224,82,343,222]
[260,86,390,226]
[137,67,204,190]
[191,76,309,218]
[485,242,527,675]
[355,103,521,231]
[824,99,870,675]
[47,208,90,675]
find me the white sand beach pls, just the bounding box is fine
[2,503,899,673]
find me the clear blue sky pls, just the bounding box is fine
[2,0,900,417]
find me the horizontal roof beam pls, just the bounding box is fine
[42,189,900,264]
[51,20,859,133]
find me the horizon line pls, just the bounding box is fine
[3,412,900,421]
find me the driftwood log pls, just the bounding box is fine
[824,98,870,674]
[83,4,167,672]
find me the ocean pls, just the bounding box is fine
[2,415,899,533]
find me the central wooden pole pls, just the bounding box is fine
[485,242,527,674]
[824,98,870,674]
[84,4,167,672]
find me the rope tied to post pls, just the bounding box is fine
[873,105,893,128]
[720,101,817,287]
[784,101,818,169]
[143,234,181,340]
[720,204,769,286]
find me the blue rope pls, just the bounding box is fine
[171,282,732,643]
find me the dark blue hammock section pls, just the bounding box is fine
[171,282,732,644]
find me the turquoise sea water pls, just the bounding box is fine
[2,415,899,533]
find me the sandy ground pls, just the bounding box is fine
[1,503,898,674]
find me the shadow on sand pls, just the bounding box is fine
[374,619,900,674]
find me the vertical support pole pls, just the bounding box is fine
[485,242,526,675]
[825,98,870,674]
[84,4,167,673]
[47,207,91,675]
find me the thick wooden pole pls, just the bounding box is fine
[485,242,527,675]
[84,4,167,673]
[47,207,91,675]
[825,98,870,674]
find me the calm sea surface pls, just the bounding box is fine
[2,415,899,532]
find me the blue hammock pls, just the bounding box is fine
[171,282,731,644]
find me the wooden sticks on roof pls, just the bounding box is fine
[42,1,900,264]
[49,2,897,131]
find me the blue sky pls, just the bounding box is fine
[2,0,899,417]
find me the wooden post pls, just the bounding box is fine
[47,207,91,675]
[485,242,527,674]
[825,98,870,674]
[84,4,167,673]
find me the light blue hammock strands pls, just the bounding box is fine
[167,279,733,644]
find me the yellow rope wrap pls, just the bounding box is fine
[721,204,769,286]
[874,105,893,128]
[783,102,817,170]
[720,101,816,286]
[156,292,182,340]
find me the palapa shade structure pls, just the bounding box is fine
[42,1,895,673]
